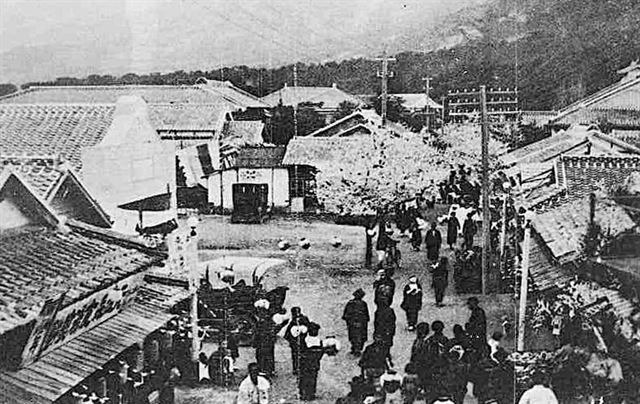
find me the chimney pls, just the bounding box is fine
[332,83,337,88]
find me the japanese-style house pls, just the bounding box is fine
[549,60,640,147]
[0,168,189,404]
[0,82,272,211]
[261,83,365,124]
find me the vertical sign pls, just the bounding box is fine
[20,293,66,366]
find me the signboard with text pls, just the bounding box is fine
[20,273,143,367]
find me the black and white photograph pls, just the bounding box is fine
[0,0,639,403]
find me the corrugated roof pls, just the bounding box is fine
[261,85,364,109]
[0,281,188,404]
[0,220,165,335]
[282,135,375,167]
[532,196,636,263]
[500,132,589,167]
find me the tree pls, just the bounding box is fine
[269,103,295,145]
[0,84,17,97]
[314,124,505,265]
[335,101,359,120]
[297,102,327,136]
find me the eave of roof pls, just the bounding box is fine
[551,77,640,124]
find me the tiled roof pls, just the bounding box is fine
[149,103,229,131]
[233,146,286,168]
[0,157,65,199]
[500,132,590,167]
[520,111,557,126]
[0,104,114,172]
[261,85,364,109]
[308,109,382,137]
[282,135,375,167]
[0,103,231,172]
[0,281,188,404]
[389,94,443,110]
[0,220,165,335]
[532,196,636,263]
[529,236,572,292]
[551,77,640,127]
[529,237,638,319]
[560,155,640,195]
[202,80,270,109]
[0,85,236,105]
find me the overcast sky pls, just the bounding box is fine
[0,0,480,83]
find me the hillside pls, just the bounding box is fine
[3,0,639,111]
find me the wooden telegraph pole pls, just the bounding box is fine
[375,52,396,127]
[517,213,532,352]
[293,64,299,138]
[422,77,432,133]
[480,85,490,295]
[448,86,518,294]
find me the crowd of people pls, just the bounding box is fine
[231,198,560,404]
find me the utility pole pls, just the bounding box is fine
[480,85,491,295]
[375,52,396,127]
[422,77,432,133]
[293,64,299,138]
[517,214,532,352]
[499,194,508,275]
[186,216,200,366]
[441,95,446,136]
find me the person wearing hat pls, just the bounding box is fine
[424,320,450,400]
[467,297,487,346]
[446,211,460,250]
[343,288,370,356]
[373,269,396,307]
[431,257,449,307]
[462,211,477,251]
[400,277,423,331]
[373,301,397,354]
[253,308,277,377]
[424,221,442,261]
[284,306,310,375]
[299,322,325,401]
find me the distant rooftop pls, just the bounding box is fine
[0,82,269,110]
[261,84,364,109]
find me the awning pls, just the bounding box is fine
[0,283,190,404]
[118,192,172,212]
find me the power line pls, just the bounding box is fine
[231,0,315,55]
[190,0,317,63]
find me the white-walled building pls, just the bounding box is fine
[207,146,289,213]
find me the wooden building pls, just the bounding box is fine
[261,83,364,124]
[0,168,189,404]
[550,60,640,146]
[207,146,289,213]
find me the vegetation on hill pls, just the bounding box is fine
[2,0,638,112]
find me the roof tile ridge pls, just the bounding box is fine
[66,218,167,258]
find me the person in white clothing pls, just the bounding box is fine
[518,372,558,404]
[237,363,270,404]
